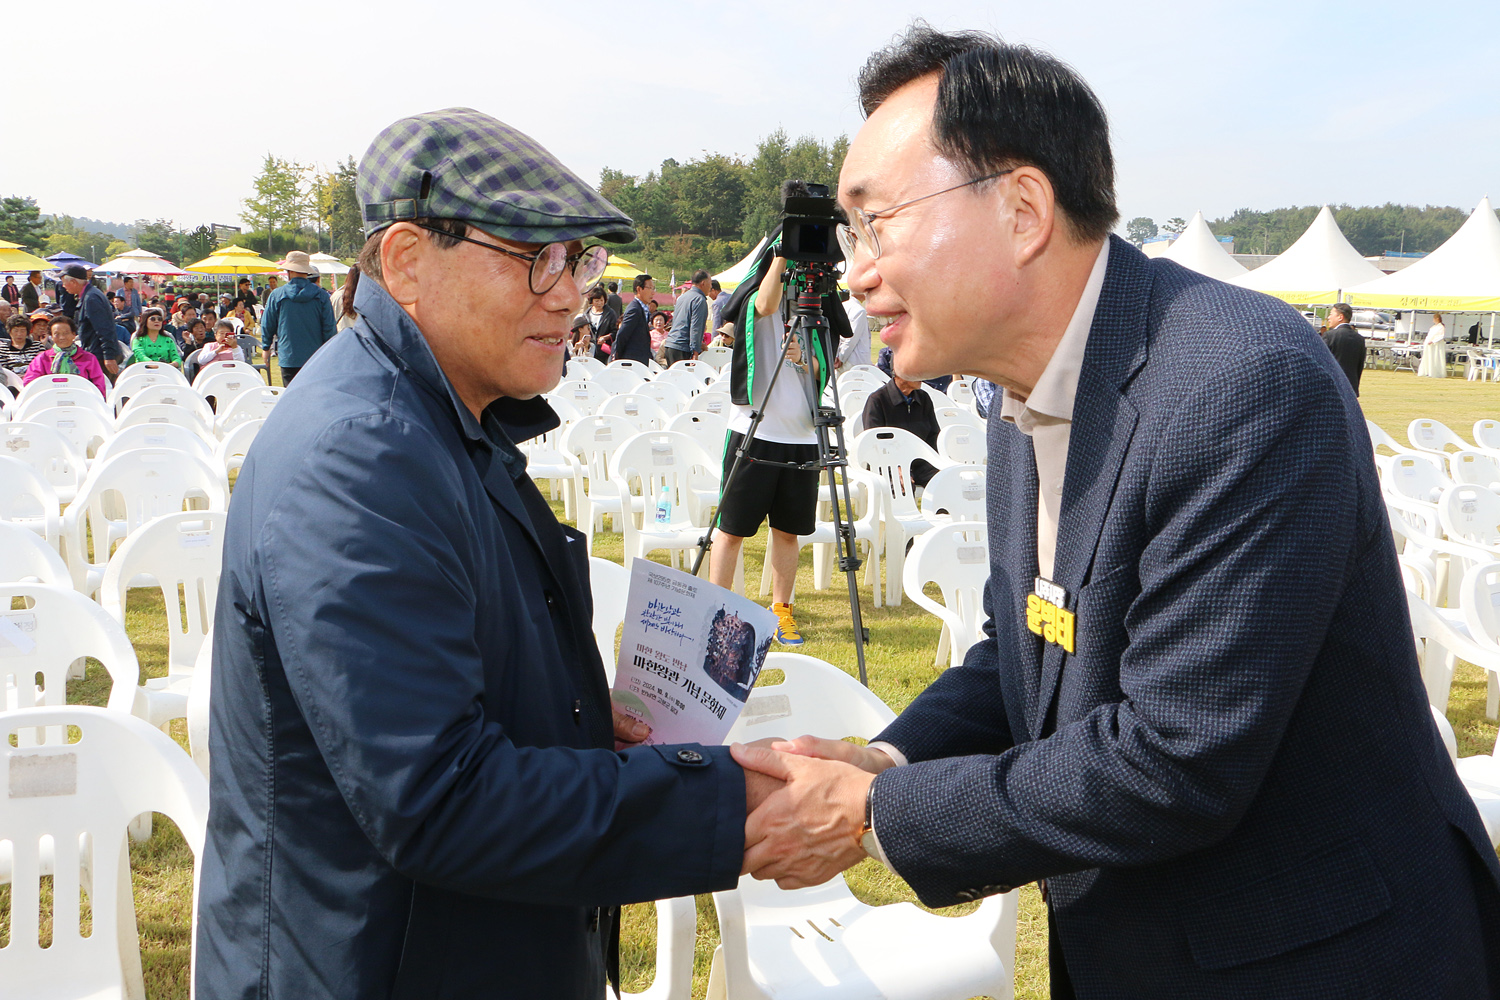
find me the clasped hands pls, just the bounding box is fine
[733,736,895,889]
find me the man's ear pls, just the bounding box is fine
[380,224,424,306]
[1007,166,1058,268]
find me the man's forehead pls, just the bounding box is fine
[839,75,942,206]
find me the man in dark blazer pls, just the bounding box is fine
[1323,302,1368,395]
[611,271,655,364]
[734,27,1500,999]
[197,108,765,1000]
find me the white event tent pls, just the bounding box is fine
[1161,211,1246,280]
[712,236,769,292]
[1347,197,1500,313]
[1228,205,1383,304]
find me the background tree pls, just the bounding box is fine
[323,157,363,256]
[241,154,304,252]
[43,215,116,263]
[1161,217,1187,235]
[132,219,181,262]
[0,196,50,249]
[740,129,848,246]
[1125,217,1157,245]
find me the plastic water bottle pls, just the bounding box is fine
[655,487,673,524]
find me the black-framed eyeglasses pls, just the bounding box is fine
[416,223,609,295]
[836,169,1016,261]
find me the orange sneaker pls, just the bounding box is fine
[771,602,804,645]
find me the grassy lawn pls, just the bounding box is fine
[7,361,1497,998]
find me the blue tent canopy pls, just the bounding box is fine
[45,251,97,269]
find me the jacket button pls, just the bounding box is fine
[677,749,703,764]
[544,591,556,608]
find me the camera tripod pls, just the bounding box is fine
[688,266,871,686]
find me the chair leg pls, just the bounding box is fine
[116,835,147,1000]
[1488,671,1499,721]
[705,945,727,1000]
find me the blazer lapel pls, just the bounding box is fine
[1032,236,1152,737]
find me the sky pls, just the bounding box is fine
[9,0,1498,237]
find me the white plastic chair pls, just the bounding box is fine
[216,417,264,480]
[1457,561,1500,721]
[14,374,104,411]
[1449,450,1500,491]
[0,367,22,398]
[191,358,262,390]
[523,420,578,516]
[688,390,732,418]
[611,432,719,569]
[115,402,216,443]
[904,522,990,668]
[834,372,887,396]
[92,422,217,470]
[0,453,62,547]
[214,384,282,438]
[711,652,1017,1000]
[842,364,887,382]
[60,449,227,596]
[0,705,208,1000]
[1453,724,1500,848]
[589,556,629,680]
[194,368,264,412]
[0,521,70,585]
[761,467,885,607]
[610,359,653,378]
[698,345,733,370]
[837,388,874,428]
[937,423,987,465]
[670,358,717,379]
[0,583,139,729]
[1472,420,1500,454]
[655,367,712,398]
[933,404,983,432]
[1384,453,1451,505]
[14,385,112,425]
[564,415,640,546]
[108,369,187,416]
[851,427,955,606]
[100,511,226,728]
[21,404,114,462]
[1437,484,1500,548]
[553,378,610,417]
[666,410,729,463]
[920,465,988,524]
[0,421,85,504]
[633,379,692,415]
[601,392,671,432]
[186,629,214,779]
[1366,419,1418,460]
[591,365,648,396]
[565,355,605,380]
[946,378,976,410]
[1408,419,1469,468]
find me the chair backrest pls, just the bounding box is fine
[1473,420,1500,452]
[100,511,226,674]
[633,379,692,414]
[0,583,138,720]
[542,394,582,428]
[1461,561,1500,657]
[836,373,886,395]
[1449,450,1500,491]
[842,364,888,382]
[1385,453,1450,503]
[552,378,609,416]
[655,367,711,395]
[933,404,983,431]
[196,369,263,411]
[114,402,215,442]
[851,426,946,516]
[215,418,264,479]
[0,706,207,1000]
[1366,419,1412,458]
[903,522,991,663]
[920,465,988,520]
[610,359,652,375]
[0,422,83,502]
[725,652,895,744]
[938,423,988,465]
[610,431,718,526]
[600,392,670,432]
[120,382,215,423]
[562,414,639,485]
[114,362,188,396]
[93,423,216,475]
[191,359,261,389]
[14,374,100,409]
[1408,418,1468,455]
[697,345,733,370]
[671,359,717,380]
[946,378,976,407]
[0,368,22,396]
[13,385,110,423]
[837,388,873,427]
[108,370,184,415]
[666,410,729,463]
[590,365,646,396]
[589,556,630,678]
[565,355,606,379]
[1437,484,1500,547]
[0,521,70,585]
[214,385,282,437]
[0,454,61,546]
[687,389,731,417]
[20,405,113,461]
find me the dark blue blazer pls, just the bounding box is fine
[612,297,653,365]
[873,237,1500,997]
[196,280,744,999]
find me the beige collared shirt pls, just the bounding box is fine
[996,239,1110,580]
[864,240,1110,867]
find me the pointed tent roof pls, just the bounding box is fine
[1161,211,1246,280]
[1228,206,1383,304]
[1347,197,1500,312]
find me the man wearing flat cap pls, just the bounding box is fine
[197,107,766,1000]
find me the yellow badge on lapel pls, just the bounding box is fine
[1026,577,1075,653]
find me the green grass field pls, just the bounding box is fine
[7,363,1498,998]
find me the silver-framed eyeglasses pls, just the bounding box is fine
[416,223,610,295]
[836,169,1016,261]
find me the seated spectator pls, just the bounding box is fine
[876,344,953,394]
[1,315,45,375]
[570,315,593,362]
[28,311,52,347]
[861,373,941,487]
[649,310,670,362]
[130,308,183,368]
[192,320,246,370]
[24,315,109,396]
[180,319,212,382]
[168,303,198,348]
[227,297,257,337]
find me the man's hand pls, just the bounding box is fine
[612,707,650,750]
[742,736,787,814]
[733,742,874,890]
[770,735,897,775]
[104,359,119,376]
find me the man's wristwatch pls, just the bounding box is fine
[858,780,879,858]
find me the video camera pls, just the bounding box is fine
[776,181,845,266]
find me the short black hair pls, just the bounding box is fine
[710,280,721,291]
[857,22,1118,242]
[692,269,710,285]
[608,281,618,293]
[1330,303,1353,322]
[633,273,654,293]
[586,286,606,302]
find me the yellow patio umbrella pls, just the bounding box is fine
[184,245,283,274]
[0,239,55,273]
[600,254,643,281]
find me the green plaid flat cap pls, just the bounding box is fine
[358,107,636,245]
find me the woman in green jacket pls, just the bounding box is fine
[130,308,183,368]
